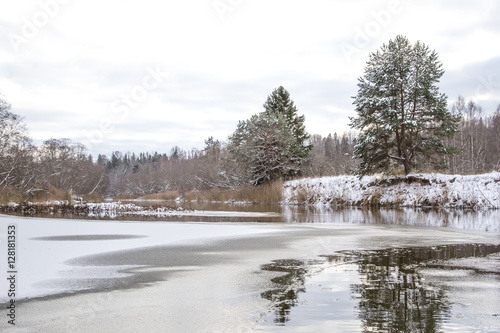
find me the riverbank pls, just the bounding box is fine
[283,172,500,208]
[1,172,499,214]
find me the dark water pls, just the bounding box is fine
[258,244,500,332]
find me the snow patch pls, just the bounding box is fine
[282,172,500,208]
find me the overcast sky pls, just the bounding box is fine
[1,0,499,156]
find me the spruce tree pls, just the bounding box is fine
[350,36,461,176]
[263,86,313,159]
[227,87,313,184]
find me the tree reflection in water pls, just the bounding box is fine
[260,244,500,331]
[260,259,310,325]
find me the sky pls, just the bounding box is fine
[1,0,500,157]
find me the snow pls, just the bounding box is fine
[282,172,500,208]
[0,215,282,302]
[80,202,280,218]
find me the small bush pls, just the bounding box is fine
[364,190,382,206]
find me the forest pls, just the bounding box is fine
[5,36,500,203]
[1,91,499,204]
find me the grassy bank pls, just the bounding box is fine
[3,173,498,211]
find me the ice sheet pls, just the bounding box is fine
[0,215,281,301]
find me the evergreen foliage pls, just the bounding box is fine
[228,112,297,185]
[227,87,313,185]
[350,36,461,176]
[263,86,313,157]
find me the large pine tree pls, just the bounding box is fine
[350,36,461,176]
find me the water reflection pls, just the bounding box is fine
[260,243,500,331]
[260,259,310,325]
[7,202,500,232]
[281,205,500,232]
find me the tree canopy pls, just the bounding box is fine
[263,86,313,156]
[350,35,461,176]
[227,86,313,185]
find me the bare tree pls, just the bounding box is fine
[0,98,38,197]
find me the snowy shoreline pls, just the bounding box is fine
[283,172,500,208]
[1,172,499,214]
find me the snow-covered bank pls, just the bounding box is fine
[282,172,500,208]
[0,201,278,218]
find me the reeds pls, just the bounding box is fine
[140,191,181,201]
[185,180,284,204]
[0,187,23,204]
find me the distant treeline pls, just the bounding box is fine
[93,131,358,198]
[446,96,500,174]
[1,95,499,202]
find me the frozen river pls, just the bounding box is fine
[0,205,499,332]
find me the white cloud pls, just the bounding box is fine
[1,0,499,156]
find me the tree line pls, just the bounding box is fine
[446,96,500,174]
[1,93,498,203]
[0,87,356,201]
[1,36,499,202]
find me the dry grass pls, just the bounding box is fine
[289,185,313,204]
[233,181,284,203]
[82,192,104,203]
[186,180,284,204]
[140,191,181,201]
[185,188,231,202]
[114,194,139,200]
[31,186,72,202]
[0,187,24,204]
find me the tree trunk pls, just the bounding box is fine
[403,159,411,175]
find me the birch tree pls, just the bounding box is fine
[0,98,37,195]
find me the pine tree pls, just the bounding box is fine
[350,36,461,176]
[227,87,313,185]
[228,112,298,185]
[263,86,313,160]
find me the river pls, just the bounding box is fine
[0,203,499,332]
